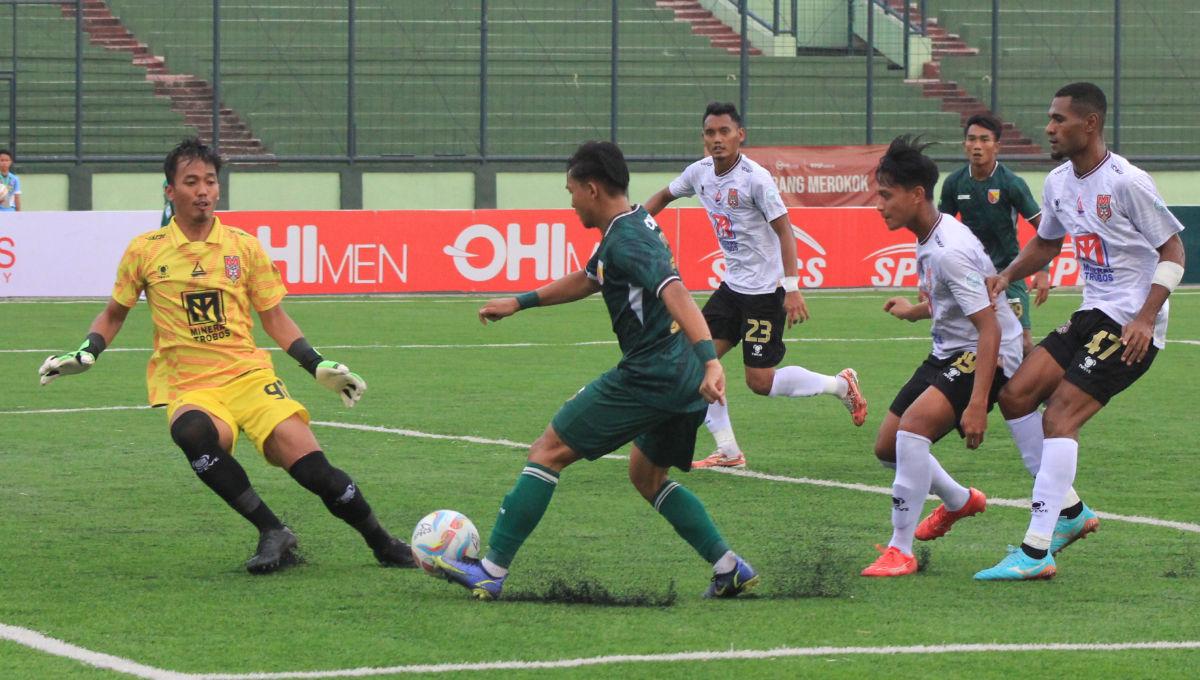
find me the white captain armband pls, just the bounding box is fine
[1152,261,1184,293]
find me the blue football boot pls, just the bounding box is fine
[434,555,506,600]
[974,546,1056,581]
[704,555,760,598]
[1051,504,1100,555]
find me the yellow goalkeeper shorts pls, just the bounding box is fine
[166,369,309,458]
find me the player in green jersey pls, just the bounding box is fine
[939,113,1049,355]
[433,141,759,601]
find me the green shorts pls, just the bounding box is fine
[1005,280,1032,330]
[551,368,707,472]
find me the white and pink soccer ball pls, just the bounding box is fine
[410,509,481,576]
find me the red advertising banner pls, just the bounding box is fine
[742,145,889,207]
[218,208,1079,295]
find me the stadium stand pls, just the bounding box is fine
[0,1,192,156]
[923,0,1200,156]
[102,0,966,158]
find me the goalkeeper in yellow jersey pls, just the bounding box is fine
[39,138,416,574]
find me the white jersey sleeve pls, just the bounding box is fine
[668,162,699,199]
[750,166,789,223]
[940,248,993,318]
[1037,172,1067,240]
[1114,170,1185,248]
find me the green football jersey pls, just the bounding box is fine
[938,162,1041,270]
[585,205,705,411]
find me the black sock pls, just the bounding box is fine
[1059,501,1083,519]
[1020,543,1048,560]
[171,411,284,533]
[288,451,392,550]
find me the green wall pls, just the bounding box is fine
[10,169,1200,211]
[228,172,340,210]
[362,172,474,209]
[12,174,69,211]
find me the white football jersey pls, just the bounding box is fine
[1039,151,1184,348]
[918,214,1024,377]
[669,154,789,294]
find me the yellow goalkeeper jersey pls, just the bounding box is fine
[111,216,287,405]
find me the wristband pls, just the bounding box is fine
[81,332,106,357]
[516,291,541,309]
[1152,261,1184,293]
[781,276,800,293]
[287,337,325,376]
[693,338,717,363]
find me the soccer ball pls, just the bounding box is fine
[410,509,481,576]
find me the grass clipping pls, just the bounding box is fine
[504,577,677,607]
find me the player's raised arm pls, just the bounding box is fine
[642,186,678,217]
[659,279,725,405]
[259,304,366,408]
[38,298,131,385]
[478,269,601,324]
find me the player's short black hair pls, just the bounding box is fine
[963,113,1003,141]
[876,135,938,200]
[164,137,222,185]
[1055,82,1107,127]
[703,101,743,127]
[567,140,629,195]
[0,148,12,159]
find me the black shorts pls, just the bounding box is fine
[889,351,1008,438]
[1039,309,1158,406]
[702,282,786,369]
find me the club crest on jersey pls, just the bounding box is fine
[224,255,241,283]
[987,189,1001,204]
[1096,194,1112,222]
[727,188,739,207]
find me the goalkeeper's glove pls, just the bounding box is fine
[315,360,367,408]
[287,337,367,408]
[39,333,106,386]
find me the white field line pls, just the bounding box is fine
[0,337,934,354]
[3,621,1200,680]
[0,409,1196,534]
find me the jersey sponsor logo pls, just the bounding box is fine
[957,194,971,200]
[145,233,166,241]
[156,264,169,279]
[1096,194,1113,222]
[224,255,241,283]
[182,289,225,326]
[1073,233,1109,266]
[191,261,206,277]
[727,188,739,208]
[713,188,723,204]
[988,189,1001,204]
[1076,196,1085,215]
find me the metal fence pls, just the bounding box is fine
[1,0,1196,165]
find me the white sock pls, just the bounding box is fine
[481,557,508,578]
[1006,411,1045,476]
[928,454,970,511]
[704,401,741,457]
[713,550,737,574]
[1007,411,1082,513]
[888,430,933,555]
[768,365,840,398]
[1024,437,1079,550]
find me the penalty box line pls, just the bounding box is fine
[2,622,1200,680]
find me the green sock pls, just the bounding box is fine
[484,462,559,568]
[652,480,730,564]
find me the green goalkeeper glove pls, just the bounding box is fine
[39,333,106,386]
[314,360,367,408]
